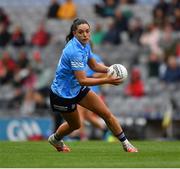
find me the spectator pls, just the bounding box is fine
[10,25,26,48]
[167,0,180,16]
[103,19,121,45]
[176,41,180,58]
[124,67,145,97]
[16,50,29,69]
[30,50,44,73]
[57,0,77,20]
[140,23,162,55]
[20,88,48,116]
[0,23,11,47]
[20,51,51,115]
[160,22,175,44]
[17,66,37,116]
[147,52,161,78]
[128,17,143,45]
[20,67,50,116]
[91,23,105,45]
[153,8,166,28]
[47,0,60,19]
[159,22,177,56]
[160,56,180,83]
[94,0,105,17]
[30,50,52,95]
[31,23,50,47]
[102,0,117,17]
[94,0,118,17]
[0,59,7,84]
[114,10,128,34]
[0,51,17,84]
[172,8,180,31]
[153,0,169,16]
[116,0,134,20]
[0,7,10,28]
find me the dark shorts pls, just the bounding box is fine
[50,87,90,113]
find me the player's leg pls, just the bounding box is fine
[77,105,89,140]
[48,87,90,151]
[79,91,122,135]
[55,109,81,137]
[83,108,104,129]
[48,109,81,152]
[84,110,110,140]
[52,111,63,132]
[78,90,138,152]
[77,105,108,140]
[84,109,110,140]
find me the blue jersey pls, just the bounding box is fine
[85,53,103,94]
[51,37,93,98]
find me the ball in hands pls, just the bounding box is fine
[107,64,128,80]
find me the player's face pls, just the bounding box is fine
[74,24,90,45]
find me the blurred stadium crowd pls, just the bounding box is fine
[0,0,180,140]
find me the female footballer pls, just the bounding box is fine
[48,18,138,153]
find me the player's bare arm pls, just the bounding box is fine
[88,57,108,73]
[74,70,122,86]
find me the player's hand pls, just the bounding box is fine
[107,76,123,85]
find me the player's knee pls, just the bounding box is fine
[102,111,113,121]
[70,122,81,131]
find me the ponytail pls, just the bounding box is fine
[66,18,90,43]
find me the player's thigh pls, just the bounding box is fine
[78,105,92,120]
[78,90,111,119]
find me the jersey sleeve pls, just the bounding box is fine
[70,52,85,71]
[88,46,93,59]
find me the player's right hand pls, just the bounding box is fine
[107,76,123,85]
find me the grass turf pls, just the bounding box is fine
[0,140,180,168]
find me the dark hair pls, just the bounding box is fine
[66,18,90,43]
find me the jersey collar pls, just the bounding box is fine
[73,37,88,50]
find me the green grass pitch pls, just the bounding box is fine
[0,140,180,168]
